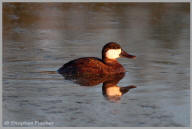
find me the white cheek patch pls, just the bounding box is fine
[106,86,122,96]
[106,49,121,59]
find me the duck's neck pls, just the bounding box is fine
[102,57,118,64]
[102,57,125,73]
[102,57,119,65]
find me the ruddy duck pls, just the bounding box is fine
[58,42,136,75]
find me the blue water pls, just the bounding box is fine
[3,3,190,127]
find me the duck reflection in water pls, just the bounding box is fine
[102,73,136,102]
[59,72,136,102]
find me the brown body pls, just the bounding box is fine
[58,42,136,75]
[58,57,125,75]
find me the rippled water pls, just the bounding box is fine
[3,3,190,127]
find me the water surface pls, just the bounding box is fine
[3,3,190,127]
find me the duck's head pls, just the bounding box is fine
[102,42,136,60]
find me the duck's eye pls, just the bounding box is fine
[106,49,121,59]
